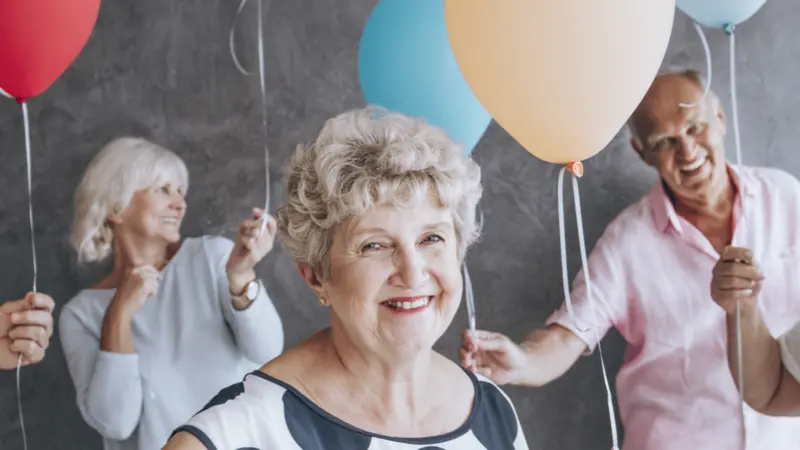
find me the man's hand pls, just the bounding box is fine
[0,292,55,370]
[711,246,764,315]
[460,329,531,385]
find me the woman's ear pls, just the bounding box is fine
[297,263,326,298]
[106,202,124,225]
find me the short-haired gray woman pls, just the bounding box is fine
[165,108,529,450]
[59,137,285,450]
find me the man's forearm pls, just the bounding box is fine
[726,306,782,410]
[516,325,587,387]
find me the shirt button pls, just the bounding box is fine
[149,391,156,400]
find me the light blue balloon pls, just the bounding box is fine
[677,0,768,29]
[357,0,491,155]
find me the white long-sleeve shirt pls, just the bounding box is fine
[59,235,284,450]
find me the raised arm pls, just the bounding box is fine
[212,212,284,363]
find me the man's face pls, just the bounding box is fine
[630,74,729,201]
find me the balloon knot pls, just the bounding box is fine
[15,97,26,105]
[724,23,735,36]
[566,161,584,178]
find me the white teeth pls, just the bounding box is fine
[385,297,431,310]
[679,156,706,172]
[162,218,178,223]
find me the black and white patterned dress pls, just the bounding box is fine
[172,368,529,449]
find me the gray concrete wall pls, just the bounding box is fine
[0,1,794,448]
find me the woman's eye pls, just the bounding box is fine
[422,234,444,244]
[361,243,383,252]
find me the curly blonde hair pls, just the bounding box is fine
[70,137,189,263]
[276,107,483,280]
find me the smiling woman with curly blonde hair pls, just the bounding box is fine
[166,107,529,450]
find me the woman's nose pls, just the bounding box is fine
[393,248,430,289]
[171,195,186,211]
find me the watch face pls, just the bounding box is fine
[246,281,259,300]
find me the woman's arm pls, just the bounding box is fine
[219,272,285,363]
[59,305,144,440]
[210,236,285,363]
[162,432,207,450]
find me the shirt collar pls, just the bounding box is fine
[648,163,752,233]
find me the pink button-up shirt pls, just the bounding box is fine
[547,165,800,450]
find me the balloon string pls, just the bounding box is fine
[680,22,712,108]
[557,168,589,333]
[18,100,35,450]
[727,29,743,167]
[229,0,253,76]
[230,0,271,228]
[462,209,484,342]
[558,166,619,450]
[463,262,476,332]
[23,103,37,294]
[724,24,746,443]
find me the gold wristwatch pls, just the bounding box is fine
[231,278,261,303]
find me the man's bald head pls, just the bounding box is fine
[627,67,719,146]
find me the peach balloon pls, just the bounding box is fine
[444,0,676,165]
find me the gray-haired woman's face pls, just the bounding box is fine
[317,192,463,360]
[110,178,187,245]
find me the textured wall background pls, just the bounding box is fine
[0,1,796,448]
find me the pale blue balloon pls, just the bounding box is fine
[677,0,768,28]
[358,0,491,155]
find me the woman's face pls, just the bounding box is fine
[111,177,187,245]
[313,192,463,360]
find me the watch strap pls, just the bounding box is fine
[230,278,259,301]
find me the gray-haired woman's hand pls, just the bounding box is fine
[226,208,277,291]
[109,265,162,318]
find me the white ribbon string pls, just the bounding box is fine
[18,100,35,450]
[680,21,713,108]
[463,209,483,333]
[558,167,619,450]
[463,262,476,332]
[728,31,743,167]
[23,103,37,294]
[230,0,271,231]
[229,0,253,76]
[725,26,746,443]
[557,169,589,333]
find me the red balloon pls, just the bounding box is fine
[0,0,101,101]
